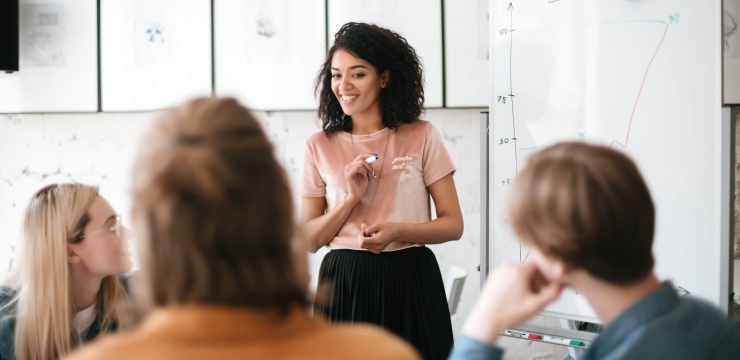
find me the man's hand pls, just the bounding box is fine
[461,262,563,344]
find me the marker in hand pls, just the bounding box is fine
[365,153,379,179]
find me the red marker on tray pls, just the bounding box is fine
[504,330,542,341]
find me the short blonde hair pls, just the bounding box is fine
[509,142,655,284]
[132,98,306,311]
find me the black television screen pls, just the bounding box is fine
[0,0,20,73]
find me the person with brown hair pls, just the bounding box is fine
[302,22,463,360]
[63,97,419,360]
[449,142,740,360]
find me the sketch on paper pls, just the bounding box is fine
[256,7,277,38]
[245,0,291,64]
[133,1,175,66]
[478,0,489,60]
[725,4,740,58]
[21,3,65,67]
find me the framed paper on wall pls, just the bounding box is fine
[444,0,489,107]
[0,0,98,113]
[101,0,212,111]
[215,0,326,111]
[328,0,443,108]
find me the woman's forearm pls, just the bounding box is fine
[303,195,359,253]
[391,173,463,246]
[396,214,464,245]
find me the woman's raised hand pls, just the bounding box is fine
[344,153,376,203]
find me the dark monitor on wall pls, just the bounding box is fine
[0,0,20,73]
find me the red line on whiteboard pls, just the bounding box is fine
[609,24,669,149]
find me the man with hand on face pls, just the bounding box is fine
[450,142,740,360]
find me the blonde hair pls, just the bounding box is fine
[132,97,306,311]
[509,142,655,284]
[2,184,130,360]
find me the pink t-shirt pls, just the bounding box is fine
[300,120,456,252]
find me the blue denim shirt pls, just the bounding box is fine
[0,274,132,360]
[449,282,740,360]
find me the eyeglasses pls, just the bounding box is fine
[79,214,122,241]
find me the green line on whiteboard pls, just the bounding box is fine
[518,19,666,35]
[518,146,549,151]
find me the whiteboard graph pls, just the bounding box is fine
[491,0,724,322]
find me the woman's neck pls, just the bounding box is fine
[350,107,384,135]
[575,272,661,326]
[69,265,104,311]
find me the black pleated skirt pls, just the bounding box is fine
[315,246,454,360]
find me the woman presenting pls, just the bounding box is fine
[301,22,464,360]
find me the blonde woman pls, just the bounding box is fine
[0,184,133,360]
[64,97,418,360]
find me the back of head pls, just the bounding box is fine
[509,142,655,284]
[132,97,306,311]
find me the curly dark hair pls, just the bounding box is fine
[315,22,425,136]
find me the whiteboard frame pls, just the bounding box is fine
[720,106,734,316]
[486,0,733,336]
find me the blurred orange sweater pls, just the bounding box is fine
[64,305,420,360]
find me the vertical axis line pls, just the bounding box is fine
[508,3,521,262]
[509,5,518,176]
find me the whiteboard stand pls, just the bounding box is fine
[559,319,585,359]
[446,266,467,316]
[480,111,490,290]
[724,105,737,316]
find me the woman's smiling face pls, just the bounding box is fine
[330,49,388,118]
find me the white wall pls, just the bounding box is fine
[0,108,487,339]
[7,108,738,359]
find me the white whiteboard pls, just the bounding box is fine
[328,0,443,108]
[444,0,489,107]
[101,0,212,112]
[490,0,727,322]
[214,0,325,111]
[0,0,97,113]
